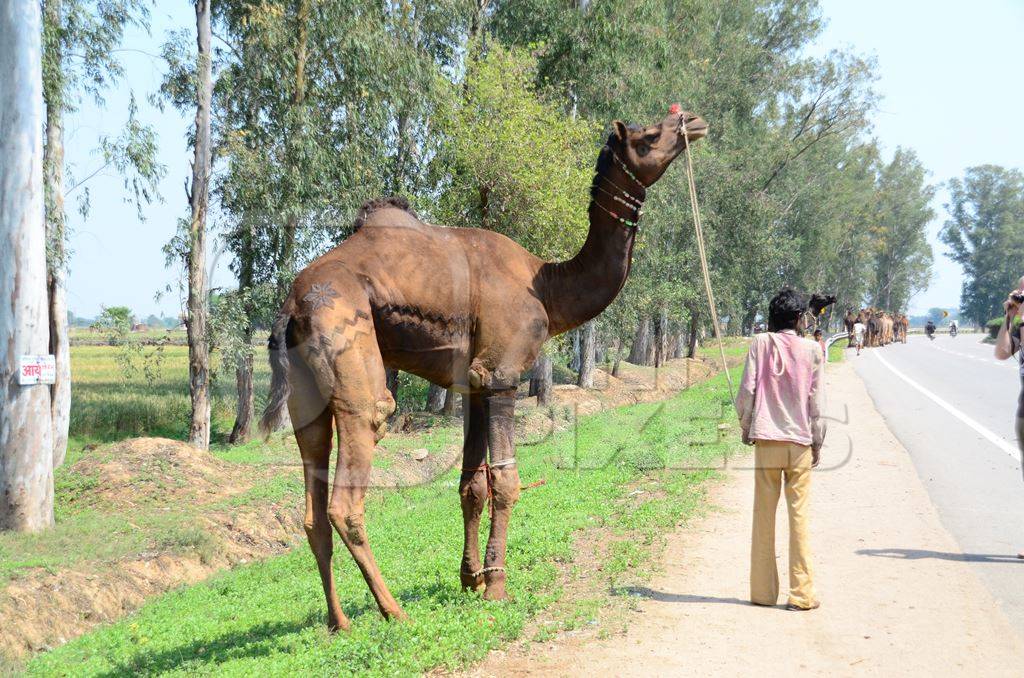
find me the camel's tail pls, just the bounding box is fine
[259,310,293,438]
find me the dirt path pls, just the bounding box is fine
[470,360,1024,677]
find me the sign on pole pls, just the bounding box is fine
[19,355,56,385]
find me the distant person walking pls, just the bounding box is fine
[853,320,866,355]
[736,288,827,610]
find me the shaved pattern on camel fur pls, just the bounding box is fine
[260,108,708,631]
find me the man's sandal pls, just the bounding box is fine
[786,601,821,611]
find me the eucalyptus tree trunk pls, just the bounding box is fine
[230,348,254,443]
[530,355,553,407]
[276,0,309,302]
[42,0,69,469]
[442,388,457,415]
[186,0,213,450]
[653,309,668,368]
[229,225,255,444]
[577,320,596,388]
[426,383,446,413]
[674,332,686,359]
[629,317,652,365]
[0,0,55,531]
[686,308,701,359]
[569,329,581,372]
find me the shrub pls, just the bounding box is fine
[988,315,1022,339]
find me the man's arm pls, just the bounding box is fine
[808,345,827,466]
[995,294,1021,360]
[735,339,758,445]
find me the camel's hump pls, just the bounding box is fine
[352,196,419,232]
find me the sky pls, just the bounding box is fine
[63,0,1024,319]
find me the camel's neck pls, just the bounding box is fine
[539,159,644,337]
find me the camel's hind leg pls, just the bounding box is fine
[323,330,406,621]
[296,408,350,632]
[287,347,349,632]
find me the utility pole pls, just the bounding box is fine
[0,0,56,531]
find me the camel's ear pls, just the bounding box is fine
[612,120,628,142]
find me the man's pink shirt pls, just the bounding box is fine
[735,329,827,448]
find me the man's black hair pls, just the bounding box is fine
[768,287,807,332]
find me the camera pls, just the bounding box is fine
[1012,292,1024,304]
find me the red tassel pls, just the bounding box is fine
[669,103,681,115]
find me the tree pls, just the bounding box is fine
[869,149,934,311]
[1,0,55,532]
[942,166,1024,326]
[186,0,213,449]
[41,0,161,468]
[92,305,134,341]
[437,41,594,401]
[206,0,469,431]
[491,0,882,352]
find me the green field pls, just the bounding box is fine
[27,370,742,677]
[68,344,263,451]
[67,342,437,455]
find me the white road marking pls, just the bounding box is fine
[873,350,1020,460]
[926,342,1014,368]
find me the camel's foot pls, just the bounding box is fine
[327,614,352,634]
[381,605,410,622]
[482,571,508,601]
[461,569,486,593]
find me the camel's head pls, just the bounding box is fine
[608,104,707,186]
[808,293,837,317]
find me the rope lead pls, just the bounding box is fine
[681,131,736,404]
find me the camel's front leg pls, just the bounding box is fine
[482,389,521,600]
[459,393,488,592]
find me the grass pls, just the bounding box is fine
[66,343,443,454]
[68,344,272,450]
[696,336,751,361]
[828,341,845,363]
[27,370,742,677]
[69,327,189,345]
[0,509,220,587]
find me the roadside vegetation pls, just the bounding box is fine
[25,367,742,676]
[828,342,845,363]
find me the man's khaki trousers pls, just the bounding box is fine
[751,440,816,608]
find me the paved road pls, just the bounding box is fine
[851,333,1024,633]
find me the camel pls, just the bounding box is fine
[259,107,708,631]
[802,293,836,335]
[844,308,857,347]
[879,312,893,345]
[865,308,881,347]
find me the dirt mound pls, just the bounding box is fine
[0,438,304,659]
[66,438,248,511]
[1,507,304,657]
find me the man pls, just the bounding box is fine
[736,288,827,611]
[994,277,1024,557]
[853,318,866,356]
[813,329,826,357]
